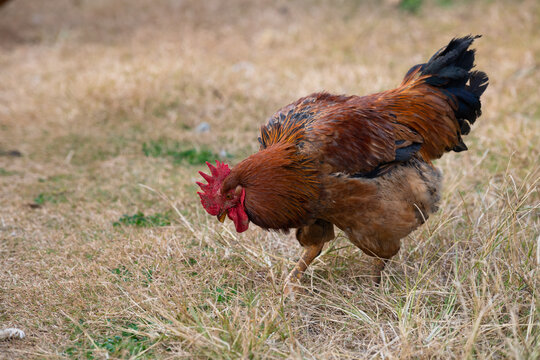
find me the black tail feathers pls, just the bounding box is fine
[407,35,489,152]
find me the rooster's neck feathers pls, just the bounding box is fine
[225,143,320,230]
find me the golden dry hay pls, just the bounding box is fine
[0,0,538,358]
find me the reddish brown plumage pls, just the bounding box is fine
[223,142,321,230]
[198,36,488,286]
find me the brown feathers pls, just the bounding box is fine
[223,143,321,230]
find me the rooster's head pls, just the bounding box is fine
[197,160,249,232]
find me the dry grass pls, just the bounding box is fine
[0,0,538,358]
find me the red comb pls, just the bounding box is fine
[196,160,231,216]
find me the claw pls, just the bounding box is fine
[283,284,298,299]
[283,278,306,299]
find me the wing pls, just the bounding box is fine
[304,93,424,176]
[259,92,424,177]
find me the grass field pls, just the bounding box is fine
[0,0,538,358]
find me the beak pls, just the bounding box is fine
[217,210,227,223]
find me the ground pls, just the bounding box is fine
[0,0,538,358]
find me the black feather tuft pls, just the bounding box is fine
[460,120,471,135]
[419,35,489,153]
[453,141,468,152]
[468,70,489,97]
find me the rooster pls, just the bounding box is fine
[197,36,488,294]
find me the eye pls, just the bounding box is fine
[226,193,233,200]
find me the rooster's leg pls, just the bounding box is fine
[283,242,325,296]
[283,220,334,297]
[372,257,388,284]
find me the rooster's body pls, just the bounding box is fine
[198,36,488,291]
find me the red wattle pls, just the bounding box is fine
[227,188,249,233]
